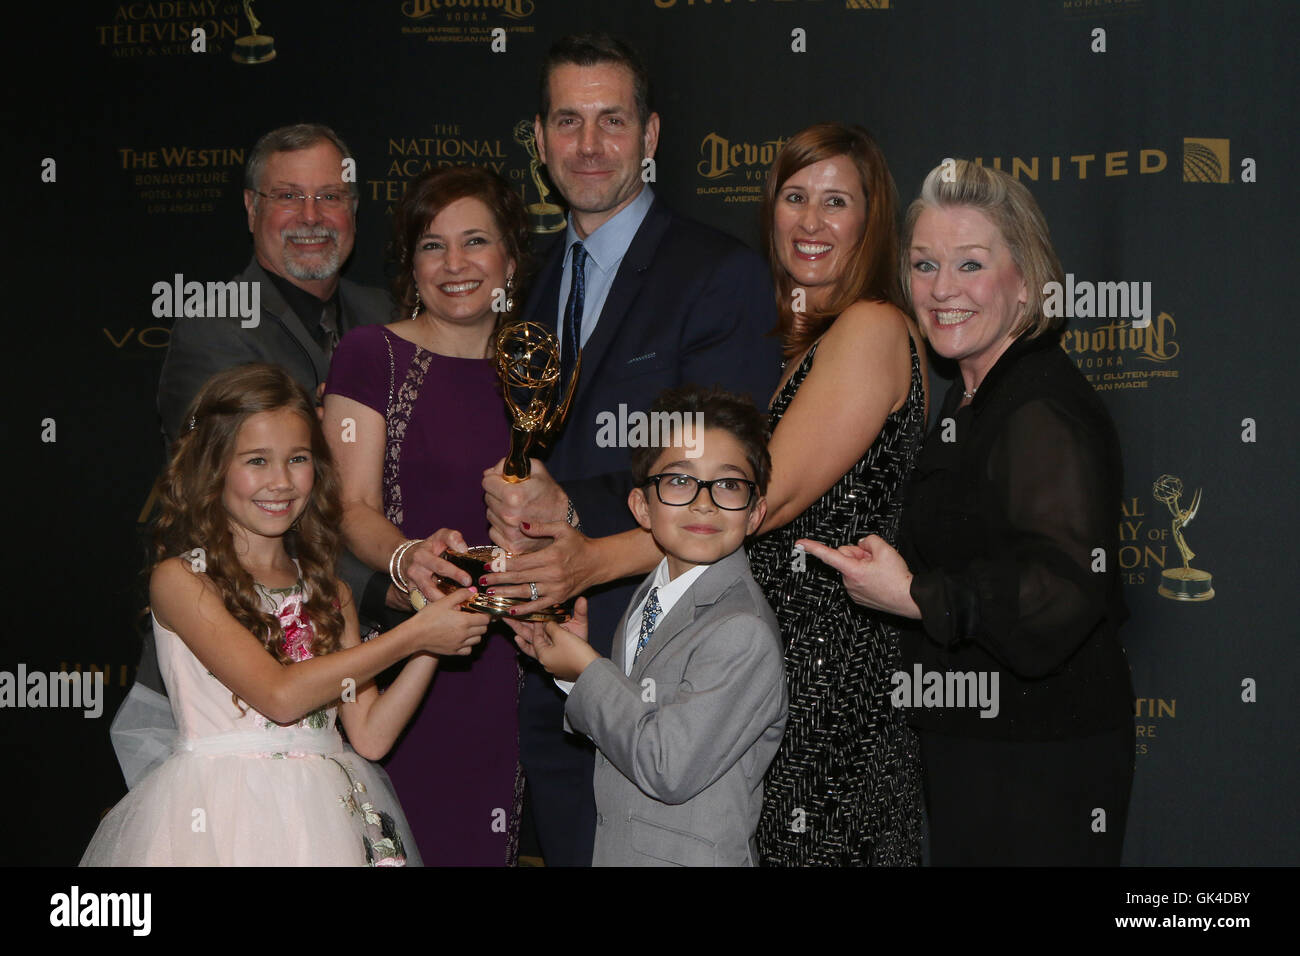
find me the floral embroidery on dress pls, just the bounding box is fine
[247,581,332,733]
[261,582,408,864]
[331,758,408,866]
[382,331,435,530]
[278,589,315,663]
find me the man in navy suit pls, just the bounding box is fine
[482,34,781,865]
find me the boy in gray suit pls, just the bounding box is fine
[511,386,787,865]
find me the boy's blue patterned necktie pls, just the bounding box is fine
[633,586,661,663]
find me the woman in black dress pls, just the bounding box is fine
[744,123,928,866]
[799,160,1135,865]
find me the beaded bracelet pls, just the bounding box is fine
[565,497,582,533]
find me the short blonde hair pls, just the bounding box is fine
[901,160,1064,340]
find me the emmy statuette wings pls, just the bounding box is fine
[498,321,580,481]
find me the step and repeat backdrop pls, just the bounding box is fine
[8,0,1296,865]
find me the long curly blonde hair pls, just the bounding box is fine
[152,363,345,664]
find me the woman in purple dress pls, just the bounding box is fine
[323,166,527,865]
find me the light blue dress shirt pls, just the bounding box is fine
[555,186,656,354]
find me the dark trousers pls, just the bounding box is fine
[518,662,597,867]
[919,726,1134,866]
[518,580,632,866]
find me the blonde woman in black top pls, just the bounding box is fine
[798,160,1135,865]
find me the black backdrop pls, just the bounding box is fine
[6,0,1297,866]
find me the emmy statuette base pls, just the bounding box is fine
[407,587,571,622]
[406,546,572,622]
[526,203,567,235]
[232,35,276,64]
[1157,567,1215,602]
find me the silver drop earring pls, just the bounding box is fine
[410,286,422,320]
[505,273,515,313]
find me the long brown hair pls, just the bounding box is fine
[761,123,902,358]
[152,363,345,664]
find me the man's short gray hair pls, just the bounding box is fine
[244,123,356,200]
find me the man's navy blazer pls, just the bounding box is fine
[517,194,781,865]
[523,194,783,658]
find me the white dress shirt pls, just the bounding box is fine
[555,558,708,694]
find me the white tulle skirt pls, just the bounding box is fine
[81,728,422,867]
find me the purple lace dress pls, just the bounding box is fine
[327,324,521,866]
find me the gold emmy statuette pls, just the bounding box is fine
[513,120,567,234]
[232,0,276,64]
[498,320,579,482]
[408,323,578,621]
[1152,474,1215,601]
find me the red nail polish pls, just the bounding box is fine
[507,609,516,616]
[479,576,488,586]
[485,588,495,595]
[521,522,530,530]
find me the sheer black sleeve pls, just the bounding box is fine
[909,396,1118,679]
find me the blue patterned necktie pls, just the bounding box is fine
[560,241,587,390]
[633,586,661,663]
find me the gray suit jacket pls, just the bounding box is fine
[564,549,787,866]
[157,257,391,443]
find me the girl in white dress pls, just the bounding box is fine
[82,363,488,866]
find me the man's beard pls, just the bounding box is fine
[281,226,343,280]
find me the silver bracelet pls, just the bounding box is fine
[389,539,422,594]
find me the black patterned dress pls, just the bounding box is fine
[748,335,926,866]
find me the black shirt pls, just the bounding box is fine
[898,333,1135,740]
[264,270,343,356]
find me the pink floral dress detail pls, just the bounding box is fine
[80,573,420,866]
